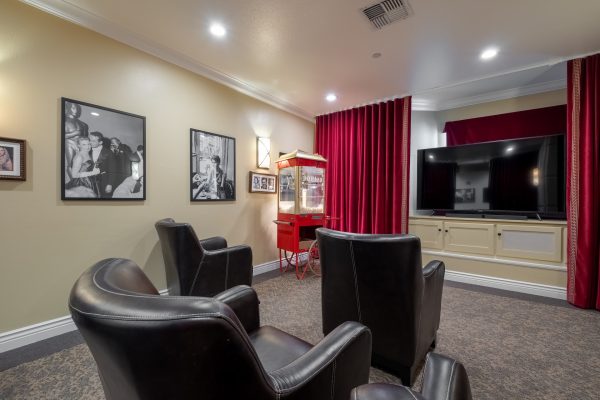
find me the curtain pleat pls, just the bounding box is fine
[315,97,411,234]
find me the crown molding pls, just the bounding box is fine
[437,78,567,111]
[20,0,315,122]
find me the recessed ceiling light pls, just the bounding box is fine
[209,23,226,38]
[428,154,435,159]
[90,112,100,116]
[372,52,382,59]
[480,47,499,61]
[506,146,514,153]
[325,93,337,102]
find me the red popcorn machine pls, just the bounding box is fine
[274,150,327,279]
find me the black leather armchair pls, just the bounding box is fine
[351,353,472,400]
[69,258,373,400]
[316,228,445,386]
[155,218,253,297]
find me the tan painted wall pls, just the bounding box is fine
[0,2,314,332]
[437,89,567,130]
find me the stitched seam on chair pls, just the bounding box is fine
[349,241,362,323]
[224,252,230,291]
[269,328,368,394]
[401,386,419,400]
[189,252,206,295]
[444,361,457,400]
[330,359,336,400]
[82,261,275,391]
[422,353,431,377]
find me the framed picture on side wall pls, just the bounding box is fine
[0,137,26,181]
[190,129,236,201]
[61,98,146,200]
[249,171,277,193]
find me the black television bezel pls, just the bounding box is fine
[416,135,566,221]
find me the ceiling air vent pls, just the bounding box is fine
[362,0,412,29]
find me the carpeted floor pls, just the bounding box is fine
[1,272,600,399]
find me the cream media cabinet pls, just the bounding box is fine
[408,216,568,297]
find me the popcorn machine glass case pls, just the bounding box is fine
[275,150,327,279]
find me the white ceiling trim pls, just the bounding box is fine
[21,0,315,122]
[436,79,567,111]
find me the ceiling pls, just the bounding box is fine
[23,0,600,120]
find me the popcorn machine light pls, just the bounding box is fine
[274,150,327,279]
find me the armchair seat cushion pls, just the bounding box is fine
[249,326,312,372]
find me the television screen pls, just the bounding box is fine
[417,134,565,218]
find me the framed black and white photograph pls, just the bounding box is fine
[61,98,145,200]
[249,171,277,193]
[0,137,26,181]
[190,129,235,201]
[455,188,475,203]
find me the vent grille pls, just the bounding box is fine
[362,0,412,29]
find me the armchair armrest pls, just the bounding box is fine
[421,353,472,400]
[269,321,371,397]
[204,245,253,287]
[423,260,444,279]
[198,236,228,251]
[420,260,445,348]
[213,285,259,333]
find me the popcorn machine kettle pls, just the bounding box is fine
[274,150,327,279]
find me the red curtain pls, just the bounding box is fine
[444,105,567,146]
[567,54,600,310]
[315,98,411,234]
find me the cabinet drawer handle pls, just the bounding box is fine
[497,232,502,236]
[438,228,442,232]
[444,229,449,233]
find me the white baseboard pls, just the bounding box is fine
[0,316,77,354]
[1,261,566,354]
[0,288,168,354]
[253,259,281,276]
[1,260,287,353]
[445,270,567,300]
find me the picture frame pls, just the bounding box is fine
[190,128,236,201]
[249,171,277,193]
[455,188,475,203]
[0,137,26,181]
[61,98,146,200]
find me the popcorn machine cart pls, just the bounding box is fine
[274,150,327,279]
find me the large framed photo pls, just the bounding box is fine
[190,129,235,201]
[61,98,146,200]
[0,137,26,181]
[249,171,277,193]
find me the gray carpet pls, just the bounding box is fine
[1,272,600,399]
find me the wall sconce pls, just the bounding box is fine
[257,137,271,169]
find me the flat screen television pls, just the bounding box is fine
[416,134,566,219]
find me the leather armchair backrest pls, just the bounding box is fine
[69,258,275,400]
[155,218,202,295]
[317,228,424,365]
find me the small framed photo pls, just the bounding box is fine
[0,137,26,181]
[455,188,475,203]
[190,129,236,201]
[249,171,277,193]
[61,98,146,200]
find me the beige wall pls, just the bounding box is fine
[0,1,314,332]
[436,89,566,130]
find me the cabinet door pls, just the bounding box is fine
[408,220,443,250]
[443,222,495,255]
[496,224,562,262]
